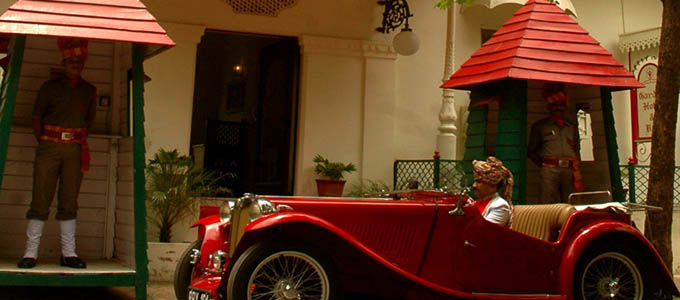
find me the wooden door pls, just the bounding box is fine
[251,40,299,195]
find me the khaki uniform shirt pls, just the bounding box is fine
[528,117,579,166]
[33,77,96,129]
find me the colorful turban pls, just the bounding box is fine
[57,38,88,61]
[542,82,567,104]
[472,156,514,203]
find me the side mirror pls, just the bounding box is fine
[448,187,471,216]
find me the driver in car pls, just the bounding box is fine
[471,157,514,227]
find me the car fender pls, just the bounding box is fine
[558,220,678,298]
[232,211,474,299]
[190,215,230,267]
[191,215,221,237]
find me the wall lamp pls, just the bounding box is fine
[376,0,420,56]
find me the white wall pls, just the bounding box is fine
[570,0,663,164]
[139,0,450,194]
[143,22,204,158]
[393,2,448,160]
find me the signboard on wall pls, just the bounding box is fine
[632,56,658,141]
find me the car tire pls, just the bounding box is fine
[174,239,203,300]
[227,241,341,300]
[573,245,646,300]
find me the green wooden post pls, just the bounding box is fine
[0,35,26,188]
[433,151,441,188]
[495,80,528,204]
[393,161,398,190]
[628,162,636,203]
[463,95,488,188]
[601,87,624,202]
[132,44,148,300]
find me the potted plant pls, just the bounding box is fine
[145,149,230,281]
[146,148,230,242]
[313,154,356,196]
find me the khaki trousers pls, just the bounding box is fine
[539,166,574,204]
[26,141,83,221]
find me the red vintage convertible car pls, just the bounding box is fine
[174,190,678,300]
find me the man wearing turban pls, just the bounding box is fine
[18,38,95,269]
[528,82,583,204]
[472,157,513,226]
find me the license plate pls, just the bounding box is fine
[188,289,212,300]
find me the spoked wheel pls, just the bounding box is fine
[228,242,340,300]
[575,251,643,300]
[249,251,329,300]
[174,239,203,300]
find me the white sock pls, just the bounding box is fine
[24,219,45,258]
[60,219,78,257]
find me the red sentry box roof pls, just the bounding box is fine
[0,0,174,54]
[441,0,642,91]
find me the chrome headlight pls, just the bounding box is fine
[211,250,227,270]
[219,200,235,223]
[239,194,279,222]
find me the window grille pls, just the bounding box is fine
[225,0,297,17]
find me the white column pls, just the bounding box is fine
[294,36,396,195]
[437,6,458,159]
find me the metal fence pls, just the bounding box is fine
[620,164,680,205]
[393,158,465,191]
[393,159,680,205]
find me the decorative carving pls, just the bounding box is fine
[224,0,297,17]
[618,27,660,53]
[632,56,658,80]
[636,141,651,164]
[300,35,396,59]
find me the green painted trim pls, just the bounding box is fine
[496,133,522,146]
[495,80,528,204]
[132,44,149,300]
[463,103,489,188]
[465,134,486,147]
[496,122,522,133]
[0,36,26,188]
[0,272,136,286]
[601,87,624,202]
[393,161,398,190]
[628,163,636,203]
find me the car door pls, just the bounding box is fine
[454,212,558,294]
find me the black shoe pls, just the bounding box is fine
[17,257,36,269]
[60,256,86,269]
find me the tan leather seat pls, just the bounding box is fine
[510,203,576,242]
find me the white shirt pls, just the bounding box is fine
[481,193,511,226]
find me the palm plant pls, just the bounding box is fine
[146,148,230,242]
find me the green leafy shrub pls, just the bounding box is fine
[346,179,392,197]
[313,154,356,181]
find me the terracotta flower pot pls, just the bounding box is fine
[316,179,346,196]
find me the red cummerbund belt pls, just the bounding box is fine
[542,157,576,168]
[40,125,83,144]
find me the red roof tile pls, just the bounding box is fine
[0,0,174,57]
[441,0,642,91]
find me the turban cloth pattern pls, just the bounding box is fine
[472,156,514,204]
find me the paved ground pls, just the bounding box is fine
[4,276,680,299]
[2,282,175,300]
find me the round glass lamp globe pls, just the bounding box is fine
[393,29,420,56]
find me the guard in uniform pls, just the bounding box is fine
[17,38,96,269]
[528,83,583,204]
